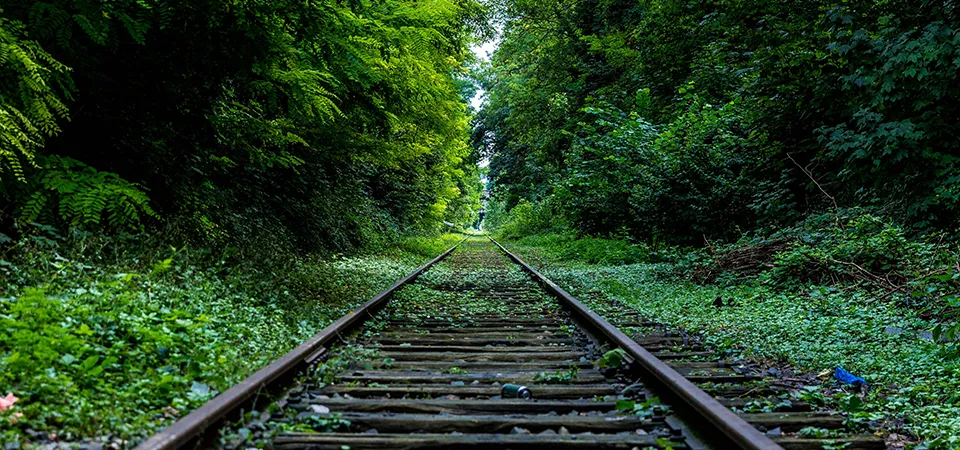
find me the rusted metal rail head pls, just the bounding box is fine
[489,237,784,450]
[136,238,466,450]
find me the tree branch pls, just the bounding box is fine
[786,152,838,210]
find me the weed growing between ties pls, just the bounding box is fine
[500,213,960,447]
[386,241,557,321]
[0,230,462,446]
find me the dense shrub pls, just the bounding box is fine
[765,211,951,286]
[489,200,567,240]
[555,92,774,243]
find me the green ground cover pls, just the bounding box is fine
[0,230,463,447]
[500,219,960,448]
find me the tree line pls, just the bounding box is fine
[1,0,487,254]
[476,0,960,244]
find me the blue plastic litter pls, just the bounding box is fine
[834,366,867,386]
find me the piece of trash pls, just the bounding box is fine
[501,384,532,400]
[0,393,17,410]
[834,366,867,387]
[309,404,330,414]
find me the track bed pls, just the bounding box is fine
[274,240,684,449]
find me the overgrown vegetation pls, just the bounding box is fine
[4,0,960,446]
[1,0,486,251]
[477,0,960,242]
[501,216,960,446]
[0,1,486,444]
[0,228,462,445]
[477,1,960,445]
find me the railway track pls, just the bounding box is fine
[137,237,884,450]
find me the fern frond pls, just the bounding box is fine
[0,16,72,183]
[13,156,157,231]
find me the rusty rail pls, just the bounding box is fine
[135,238,465,450]
[489,237,784,450]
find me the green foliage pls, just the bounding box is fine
[596,348,627,369]
[507,229,960,446]
[397,233,466,258]
[8,155,157,231]
[819,14,960,227]
[615,396,661,419]
[533,366,579,384]
[798,427,841,439]
[556,92,774,242]
[478,0,960,242]
[763,210,954,287]
[0,0,485,254]
[0,12,70,181]
[0,230,444,443]
[508,233,653,265]
[489,199,566,240]
[734,398,794,414]
[300,413,351,432]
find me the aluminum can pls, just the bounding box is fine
[500,384,532,400]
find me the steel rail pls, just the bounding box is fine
[489,237,784,450]
[136,238,466,450]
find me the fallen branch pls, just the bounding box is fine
[786,152,838,211]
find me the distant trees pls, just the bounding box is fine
[0,0,486,251]
[476,0,960,243]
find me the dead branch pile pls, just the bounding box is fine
[693,239,793,283]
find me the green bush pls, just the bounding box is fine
[554,92,774,244]
[0,0,483,257]
[490,200,566,240]
[479,0,960,241]
[557,237,649,265]
[764,210,953,288]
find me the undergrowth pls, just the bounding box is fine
[499,211,960,448]
[0,227,462,446]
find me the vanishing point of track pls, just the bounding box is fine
[137,237,884,450]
